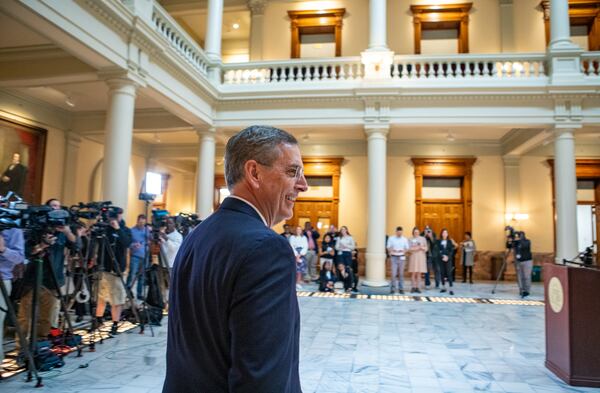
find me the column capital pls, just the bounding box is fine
[99,68,145,89]
[364,124,389,139]
[65,132,82,147]
[195,127,217,140]
[502,155,520,166]
[247,0,268,16]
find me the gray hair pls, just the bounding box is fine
[224,125,298,189]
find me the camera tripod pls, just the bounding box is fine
[0,272,42,387]
[491,248,512,294]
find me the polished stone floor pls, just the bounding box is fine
[1,281,599,393]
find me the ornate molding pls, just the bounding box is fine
[247,0,268,16]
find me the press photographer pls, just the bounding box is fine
[93,207,132,335]
[0,224,25,371]
[511,231,533,298]
[17,198,76,350]
[159,217,182,270]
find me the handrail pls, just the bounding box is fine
[151,3,211,75]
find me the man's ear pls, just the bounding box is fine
[244,160,261,189]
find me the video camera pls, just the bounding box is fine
[174,212,201,237]
[69,201,123,237]
[151,209,169,241]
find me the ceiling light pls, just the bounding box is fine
[232,23,240,30]
[65,96,76,108]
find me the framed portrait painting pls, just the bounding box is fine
[0,118,46,204]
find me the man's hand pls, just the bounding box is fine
[0,235,5,253]
[109,219,120,230]
[132,242,142,250]
[1,175,9,182]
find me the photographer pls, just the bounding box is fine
[159,217,182,269]
[0,227,25,370]
[17,199,76,349]
[95,208,132,335]
[128,214,150,300]
[423,226,440,289]
[512,231,533,298]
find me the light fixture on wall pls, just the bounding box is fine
[446,131,455,142]
[505,212,529,222]
[232,22,240,30]
[65,95,76,108]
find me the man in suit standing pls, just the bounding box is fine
[163,126,308,393]
[0,153,27,197]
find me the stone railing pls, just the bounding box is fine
[391,53,547,79]
[151,3,211,75]
[581,52,600,76]
[222,57,364,84]
[221,53,549,84]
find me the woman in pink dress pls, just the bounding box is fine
[407,227,428,293]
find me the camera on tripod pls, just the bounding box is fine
[69,201,123,237]
[174,212,201,237]
[151,209,169,241]
[0,201,71,241]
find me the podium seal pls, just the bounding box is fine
[548,276,564,313]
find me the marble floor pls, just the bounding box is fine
[1,281,599,393]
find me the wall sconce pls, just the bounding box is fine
[505,212,529,222]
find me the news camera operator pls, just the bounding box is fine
[510,231,533,298]
[94,208,132,335]
[159,217,182,269]
[16,198,76,350]
[0,226,25,371]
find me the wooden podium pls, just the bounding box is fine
[544,263,600,387]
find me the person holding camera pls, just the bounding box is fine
[95,208,132,335]
[387,226,409,294]
[423,226,440,289]
[0,227,25,370]
[128,214,151,299]
[16,199,76,350]
[512,231,533,298]
[159,217,183,269]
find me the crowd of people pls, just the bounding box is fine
[281,222,359,292]
[0,197,185,373]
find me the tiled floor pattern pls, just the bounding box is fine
[1,282,598,393]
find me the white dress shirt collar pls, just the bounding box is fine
[228,195,268,227]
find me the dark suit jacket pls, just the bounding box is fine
[0,163,27,196]
[163,197,302,393]
[437,239,455,264]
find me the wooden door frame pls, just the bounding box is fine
[412,157,476,233]
[547,159,600,253]
[540,0,600,50]
[410,3,473,54]
[288,9,345,58]
[287,156,343,227]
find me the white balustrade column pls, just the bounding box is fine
[205,0,224,61]
[368,0,388,50]
[196,129,216,219]
[102,79,137,213]
[248,0,267,61]
[62,133,82,205]
[363,125,389,289]
[549,0,571,49]
[554,128,579,263]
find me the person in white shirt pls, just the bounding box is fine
[335,226,356,267]
[386,226,410,294]
[159,217,183,269]
[288,226,308,290]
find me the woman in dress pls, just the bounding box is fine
[461,232,476,284]
[407,227,428,293]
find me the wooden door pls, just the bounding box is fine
[422,202,464,241]
[289,200,334,230]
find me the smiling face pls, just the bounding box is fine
[254,143,308,226]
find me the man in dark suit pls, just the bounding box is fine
[163,126,308,393]
[0,153,27,197]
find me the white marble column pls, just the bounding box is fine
[499,0,515,52]
[363,125,389,289]
[62,133,82,205]
[549,0,571,49]
[503,155,521,218]
[554,128,579,263]
[102,79,137,213]
[361,0,393,79]
[196,128,216,219]
[205,0,224,82]
[368,0,388,51]
[248,0,266,61]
